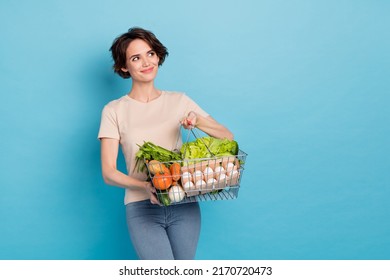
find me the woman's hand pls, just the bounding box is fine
[180,112,234,140]
[181,111,197,129]
[144,181,161,205]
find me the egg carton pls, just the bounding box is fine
[145,150,247,206]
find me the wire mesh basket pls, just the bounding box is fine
[145,149,247,206]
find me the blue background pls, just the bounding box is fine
[1,0,389,260]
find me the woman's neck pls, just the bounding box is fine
[128,82,161,103]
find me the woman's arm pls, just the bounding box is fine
[181,111,234,140]
[100,138,160,204]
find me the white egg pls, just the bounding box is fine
[207,178,217,185]
[215,173,227,181]
[227,169,239,178]
[227,169,240,186]
[203,166,214,180]
[214,166,226,179]
[181,171,193,184]
[192,170,203,182]
[168,185,185,203]
[214,173,227,190]
[214,165,225,175]
[195,179,206,189]
[183,181,195,191]
[225,162,235,172]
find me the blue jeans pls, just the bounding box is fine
[125,200,201,260]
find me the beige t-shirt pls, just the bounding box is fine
[98,91,209,204]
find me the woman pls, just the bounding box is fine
[98,27,233,260]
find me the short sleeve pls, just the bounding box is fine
[97,105,120,140]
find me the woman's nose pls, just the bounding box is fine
[142,57,150,67]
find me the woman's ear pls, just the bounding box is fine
[121,67,129,73]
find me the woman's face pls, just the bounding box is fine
[121,39,160,82]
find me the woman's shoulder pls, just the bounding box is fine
[163,90,189,100]
[103,95,129,109]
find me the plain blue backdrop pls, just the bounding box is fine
[0,0,389,260]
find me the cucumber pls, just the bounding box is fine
[157,192,171,206]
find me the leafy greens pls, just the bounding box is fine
[180,137,239,160]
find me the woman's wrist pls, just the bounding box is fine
[129,178,149,189]
[143,181,150,189]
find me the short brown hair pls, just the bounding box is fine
[109,27,168,79]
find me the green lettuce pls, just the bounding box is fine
[180,137,239,160]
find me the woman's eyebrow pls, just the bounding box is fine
[129,49,153,60]
[129,53,139,60]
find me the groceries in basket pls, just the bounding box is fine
[135,136,247,206]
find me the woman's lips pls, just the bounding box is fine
[141,67,154,73]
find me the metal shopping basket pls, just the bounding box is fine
[144,129,248,206]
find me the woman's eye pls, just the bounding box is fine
[148,51,156,57]
[131,56,139,62]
